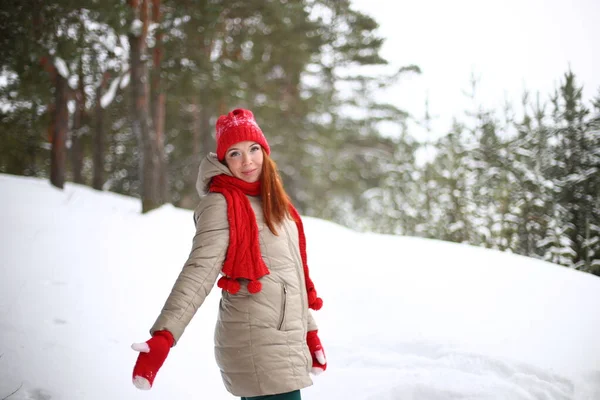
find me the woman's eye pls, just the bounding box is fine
[251,145,260,152]
[228,151,240,158]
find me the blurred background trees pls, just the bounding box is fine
[1,1,598,276]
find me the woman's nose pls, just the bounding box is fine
[242,152,251,165]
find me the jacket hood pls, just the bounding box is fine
[196,152,233,197]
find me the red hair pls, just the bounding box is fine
[260,149,294,235]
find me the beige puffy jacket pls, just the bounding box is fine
[150,153,318,397]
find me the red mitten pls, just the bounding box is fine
[307,330,327,375]
[131,330,174,389]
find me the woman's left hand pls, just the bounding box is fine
[307,330,327,375]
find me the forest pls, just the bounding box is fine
[1,0,599,275]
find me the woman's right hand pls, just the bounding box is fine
[307,330,327,375]
[131,330,174,389]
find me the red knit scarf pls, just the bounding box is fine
[209,175,323,310]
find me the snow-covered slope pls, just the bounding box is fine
[1,173,599,399]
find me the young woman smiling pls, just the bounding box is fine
[131,108,326,400]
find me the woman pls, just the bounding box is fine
[131,108,326,400]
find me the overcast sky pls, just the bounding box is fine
[350,0,599,137]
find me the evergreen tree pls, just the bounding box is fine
[509,92,551,258]
[547,71,599,272]
[293,0,415,220]
[0,1,129,189]
[425,121,471,243]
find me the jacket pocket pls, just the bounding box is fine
[277,283,288,330]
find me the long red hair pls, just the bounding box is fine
[260,149,294,235]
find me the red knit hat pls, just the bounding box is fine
[215,108,270,161]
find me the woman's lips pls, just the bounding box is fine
[242,169,257,175]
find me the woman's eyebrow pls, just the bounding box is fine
[229,143,259,152]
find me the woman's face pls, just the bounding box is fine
[224,141,264,183]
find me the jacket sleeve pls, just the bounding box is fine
[307,309,318,332]
[150,193,229,345]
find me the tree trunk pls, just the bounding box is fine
[93,73,109,190]
[179,99,211,209]
[71,60,85,184]
[192,100,201,157]
[151,0,168,203]
[129,0,161,213]
[51,74,69,189]
[200,101,214,157]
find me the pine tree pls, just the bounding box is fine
[291,0,415,222]
[0,1,129,189]
[425,121,471,243]
[546,71,599,273]
[509,92,551,258]
[580,90,600,274]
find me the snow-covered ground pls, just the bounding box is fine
[1,173,599,400]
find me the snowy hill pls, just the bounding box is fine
[1,173,599,400]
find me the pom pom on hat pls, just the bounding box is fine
[215,108,270,161]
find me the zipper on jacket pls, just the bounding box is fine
[282,221,307,323]
[278,283,288,330]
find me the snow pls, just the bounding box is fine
[68,75,78,90]
[67,99,75,114]
[120,72,130,89]
[131,19,143,36]
[0,101,14,113]
[1,173,599,400]
[101,76,121,108]
[54,57,69,79]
